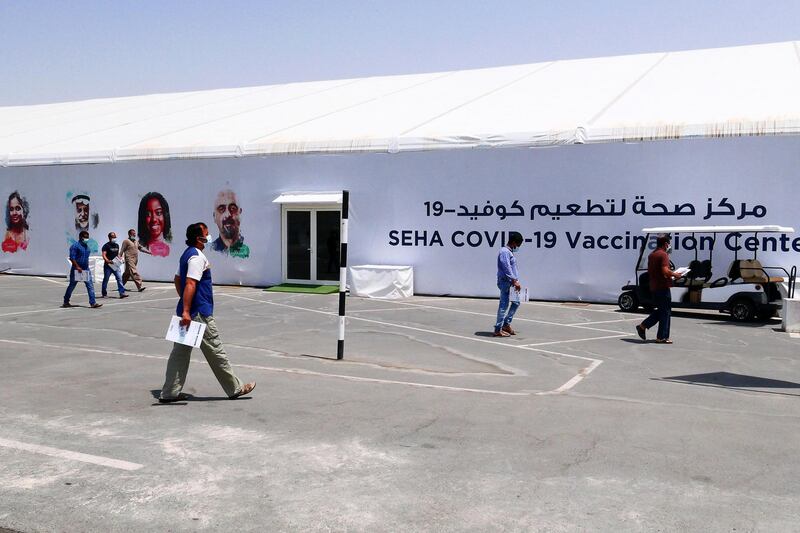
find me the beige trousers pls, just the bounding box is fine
[160,314,243,399]
[122,259,144,289]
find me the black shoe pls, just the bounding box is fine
[120,293,129,299]
[61,302,72,308]
[158,393,190,403]
[138,287,146,292]
[635,324,647,341]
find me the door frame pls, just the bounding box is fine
[281,204,341,285]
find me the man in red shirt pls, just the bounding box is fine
[636,235,683,344]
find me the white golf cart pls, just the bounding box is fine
[618,225,797,321]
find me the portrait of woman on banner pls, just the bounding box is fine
[3,191,30,253]
[138,192,172,257]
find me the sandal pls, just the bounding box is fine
[229,382,256,399]
[493,330,511,337]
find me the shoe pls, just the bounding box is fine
[493,330,511,337]
[60,302,72,308]
[100,294,107,298]
[502,324,516,335]
[120,293,129,299]
[138,287,146,292]
[158,393,190,403]
[229,382,256,399]
[91,303,103,309]
[655,339,673,344]
[635,324,646,341]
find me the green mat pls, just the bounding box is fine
[264,283,340,294]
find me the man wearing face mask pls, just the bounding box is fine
[101,232,128,299]
[158,222,256,403]
[62,230,103,309]
[121,228,148,292]
[636,234,683,344]
[494,231,524,337]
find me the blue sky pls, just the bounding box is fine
[2,0,799,105]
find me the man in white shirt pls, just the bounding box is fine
[159,222,255,403]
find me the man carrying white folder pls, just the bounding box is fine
[159,222,255,403]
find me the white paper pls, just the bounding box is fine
[509,286,529,303]
[674,267,691,275]
[165,316,206,348]
[73,269,90,282]
[112,256,124,272]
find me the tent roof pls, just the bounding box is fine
[2,40,800,167]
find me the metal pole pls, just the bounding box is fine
[337,190,349,360]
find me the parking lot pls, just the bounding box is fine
[2,273,800,532]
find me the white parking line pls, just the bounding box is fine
[0,339,527,397]
[0,296,177,318]
[359,298,628,335]
[219,292,604,394]
[566,317,641,326]
[519,333,630,347]
[0,436,143,471]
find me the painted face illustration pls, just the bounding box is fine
[214,190,241,240]
[8,197,24,228]
[145,197,165,240]
[74,201,89,230]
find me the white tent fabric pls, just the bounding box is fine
[2,40,800,167]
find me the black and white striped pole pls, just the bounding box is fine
[337,190,349,360]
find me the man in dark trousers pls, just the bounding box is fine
[62,230,103,309]
[494,231,524,337]
[636,235,683,344]
[101,232,128,299]
[159,222,255,403]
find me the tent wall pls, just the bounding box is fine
[2,136,799,302]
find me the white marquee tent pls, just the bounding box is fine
[2,40,799,166]
[2,41,800,302]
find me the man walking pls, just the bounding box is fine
[636,235,683,344]
[159,222,255,402]
[62,230,103,309]
[101,232,128,299]
[494,231,524,337]
[121,228,147,291]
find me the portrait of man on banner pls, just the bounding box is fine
[138,192,172,257]
[3,190,31,253]
[211,189,249,259]
[66,191,99,253]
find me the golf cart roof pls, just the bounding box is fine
[642,225,794,234]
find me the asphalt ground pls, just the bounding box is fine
[1,274,799,532]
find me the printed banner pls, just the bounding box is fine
[2,136,799,301]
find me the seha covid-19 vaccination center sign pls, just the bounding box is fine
[2,135,799,302]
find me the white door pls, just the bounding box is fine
[282,207,341,284]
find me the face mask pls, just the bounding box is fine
[129,235,136,241]
[111,238,117,243]
[666,244,673,254]
[80,238,87,244]
[198,237,208,244]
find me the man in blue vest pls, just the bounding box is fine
[159,222,255,403]
[62,230,103,309]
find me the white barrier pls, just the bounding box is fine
[782,298,800,333]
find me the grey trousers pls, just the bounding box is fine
[160,314,243,399]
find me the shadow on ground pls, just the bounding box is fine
[654,372,800,397]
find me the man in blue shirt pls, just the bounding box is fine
[62,230,103,308]
[159,222,255,403]
[494,231,523,337]
[100,231,128,299]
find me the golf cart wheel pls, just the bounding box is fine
[618,291,639,312]
[730,299,755,322]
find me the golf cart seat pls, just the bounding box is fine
[730,259,784,283]
[686,259,712,286]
